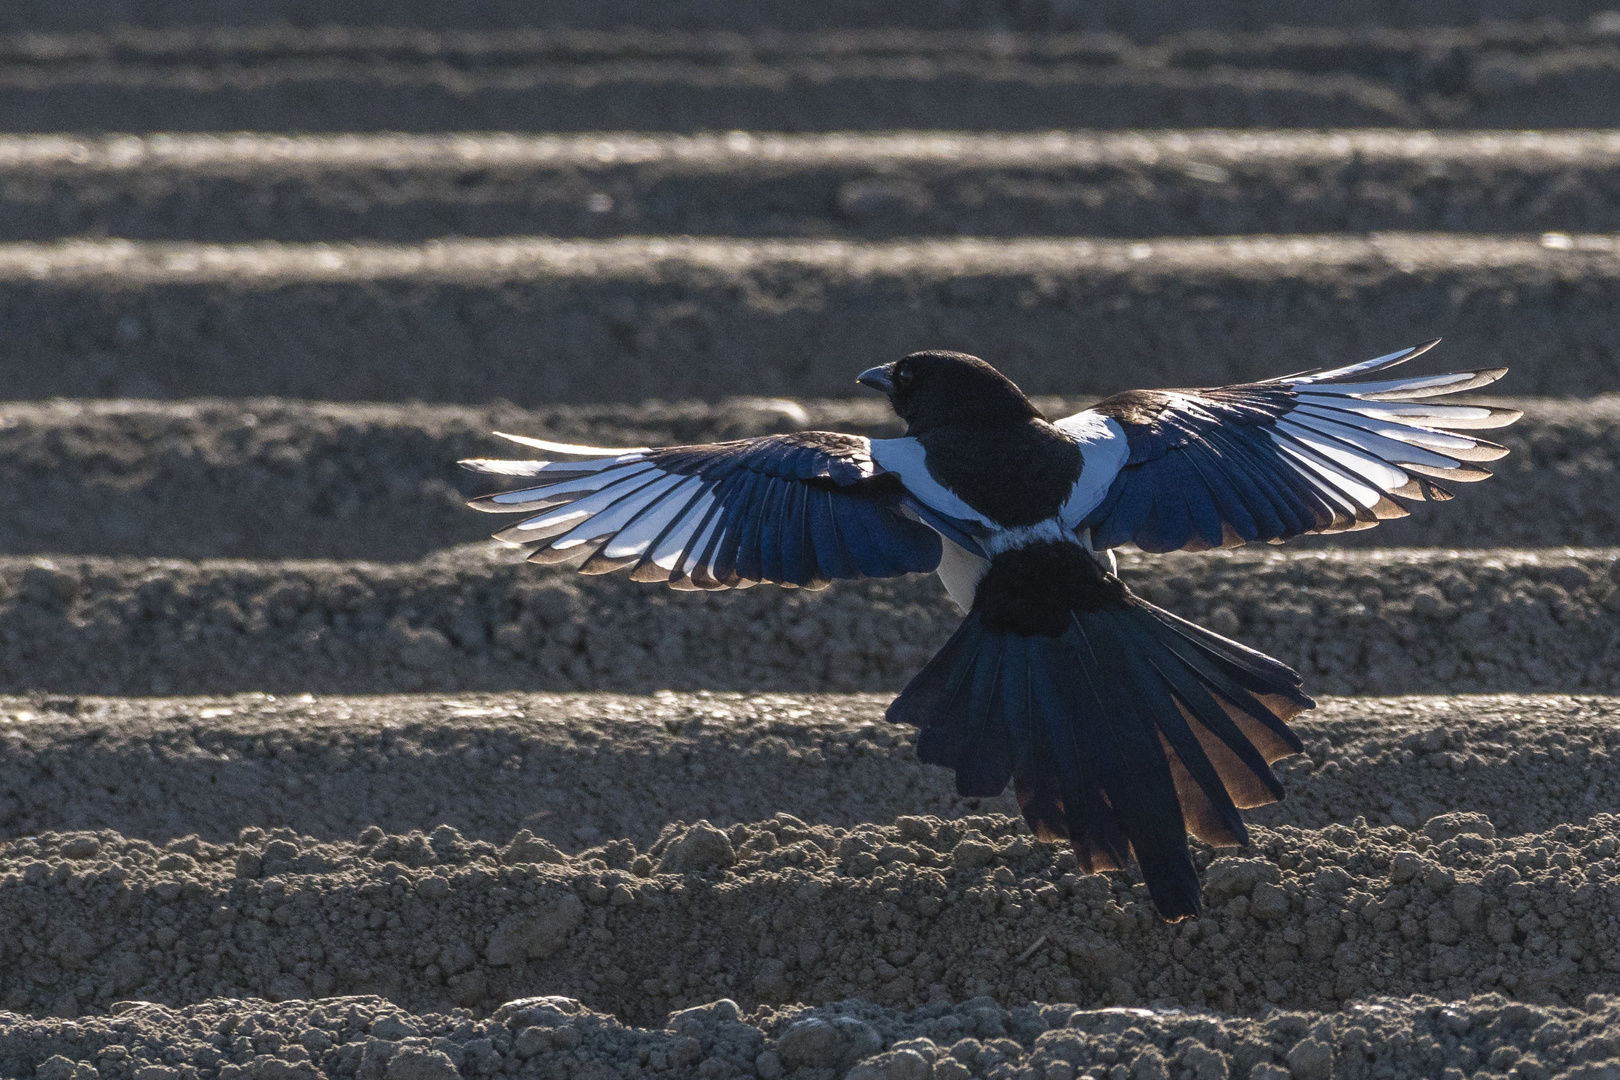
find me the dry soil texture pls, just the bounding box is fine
[0,395,1614,561]
[5,235,1620,402]
[6,4,1620,1078]
[6,693,1620,1079]
[0,545,1616,696]
[1,24,1620,131]
[15,132,1620,242]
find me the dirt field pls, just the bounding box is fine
[5,235,1620,403]
[20,131,1620,243]
[0,23,1619,132]
[4,693,1620,1075]
[6,1,1620,1077]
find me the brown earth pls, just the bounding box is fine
[0,545,1616,696]
[9,991,1620,1080]
[2,798,1620,1028]
[0,692,1609,853]
[3,24,1620,132]
[6,5,1620,1077]
[5,691,1620,1077]
[17,131,1620,242]
[0,0,1600,34]
[4,235,1620,403]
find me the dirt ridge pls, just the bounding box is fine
[2,23,1620,132]
[21,130,1620,242]
[10,990,1620,1080]
[0,545,1615,696]
[6,811,1620,1024]
[0,0,1603,33]
[0,692,1612,849]
[5,235,1620,402]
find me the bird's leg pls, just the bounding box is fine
[1083,528,1119,577]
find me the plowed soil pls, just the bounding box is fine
[5,235,1620,402]
[5,693,1620,1077]
[6,2,1620,1077]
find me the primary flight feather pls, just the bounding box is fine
[462,342,1517,920]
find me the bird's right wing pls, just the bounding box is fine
[461,429,944,590]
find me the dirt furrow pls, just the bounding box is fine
[2,235,1620,402]
[0,64,1419,136]
[18,130,1620,241]
[5,809,1620,1022]
[0,1,1602,33]
[0,693,1613,849]
[0,24,1617,131]
[9,990,1620,1080]
[0,394,1605,560]
[0,545,1615,696]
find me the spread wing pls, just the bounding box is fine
[1061,340,1522,553]
[461,430,943,590]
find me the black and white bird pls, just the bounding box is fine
[462,342,1518,920]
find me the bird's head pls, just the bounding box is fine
[857,351,1041,433]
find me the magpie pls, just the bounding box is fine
[462,342,1518,920]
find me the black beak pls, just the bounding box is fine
[856,364,896,394]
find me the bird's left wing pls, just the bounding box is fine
[1057,340,1523,553]
[461,429,943,590]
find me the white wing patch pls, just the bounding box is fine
[868,437,996,529]
[1052,411,1130,529]
[1054,340,1521,553]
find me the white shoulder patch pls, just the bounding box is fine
[1052,411,1130,528]
[868,437,995,528]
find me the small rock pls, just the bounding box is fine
[386,1046,460,1080]
[669,999,742,1030]
[370,1015,420,1041]
[1250,882,1290,921]
[1423,812,1496,842]
[847,1048,933,1080]
[35,1057,95,1080]
[951,836,997,869]
[60,836,101,860]
[501,830,566,865]
[513,1028,550,1058]
[659,821,736,873]
[1132,1047,1169,1080]
[776,1016,882,1070]
[1202,857,1280,901]
[1177,1041,1228,1080]
[1287,1038,1334,1080]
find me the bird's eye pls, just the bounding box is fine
[893,367,914,389]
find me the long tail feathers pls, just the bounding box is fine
[888,590,1309,921]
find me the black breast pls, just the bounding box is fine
[916,418,1082,527]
